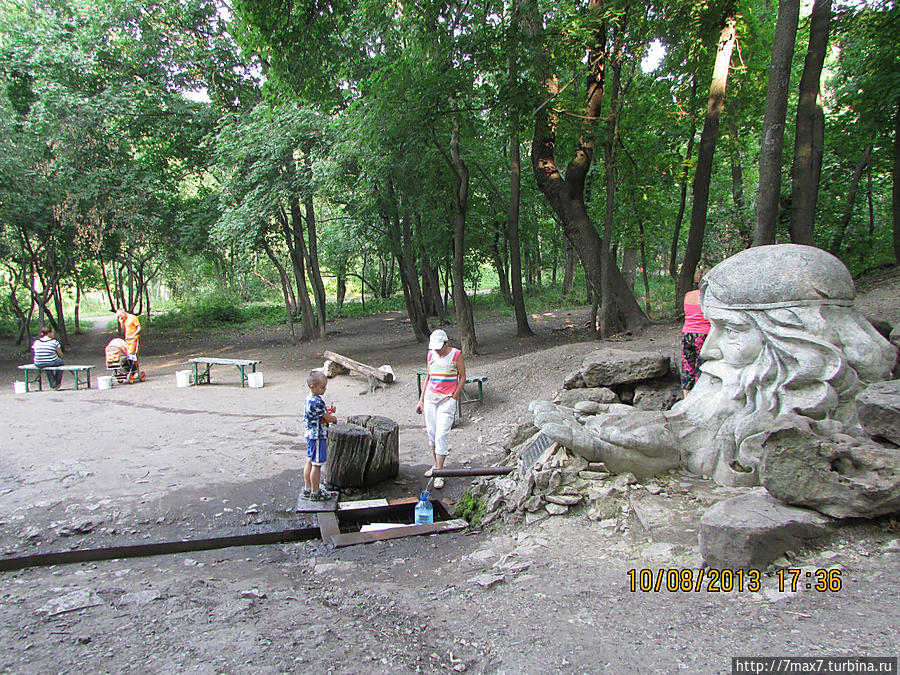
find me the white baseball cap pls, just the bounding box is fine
[428,329,448,350]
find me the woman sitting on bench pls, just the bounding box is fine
[32,326,64,390]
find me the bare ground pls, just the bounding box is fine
[1,269,899,674]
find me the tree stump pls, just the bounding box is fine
[323,423,372,488]
[348,415,400,485]
[323,417,400,488]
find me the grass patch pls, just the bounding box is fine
[327,296,406,320]
[152,293,251,331]
[454,488,487,526]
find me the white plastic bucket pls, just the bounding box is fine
[247,372,264,388]
[97,376,113,390]
[175,370,192,388]
[13,381,26,394]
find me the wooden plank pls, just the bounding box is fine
[330,518,468,548]
[316,512,341,542]
[337,498,391,511]
[324,351,393,383]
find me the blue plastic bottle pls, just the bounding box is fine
[414,491,433,525]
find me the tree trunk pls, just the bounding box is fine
[262,238,297,344]
[491,226,513,304]
[385,190,430,343]
[678,8,738,306]
[508,125,533,336]
[754,0,800,247]
[529,0,647,335]
[829,145,872,255]
[449,112,478,356]
[302,153,327,337]
[894,103,900,263]
[562,233,576,295]
[416,226,444,320]
[728,120,751,248]
[599,21,623,338]
[283,201,317,341]
[669,76,697,284]
[791,0,833,246]
[867,155,875,236]
[506,3,534,338]
[74,270,82,334]
[621,248,637,291]
[627,187,652,314]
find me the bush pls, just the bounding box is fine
[150,292,246,330]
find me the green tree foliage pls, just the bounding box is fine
[2,0,897,342]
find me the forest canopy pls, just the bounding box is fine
[1,0,897,351]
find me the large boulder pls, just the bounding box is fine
[580,349,670,388]
[856,380,900,446]
[633,379,682,411]
[699,488,832,569]
[556,387,618,408]
[761,426,900,518]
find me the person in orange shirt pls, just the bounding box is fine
[115,308,142,363]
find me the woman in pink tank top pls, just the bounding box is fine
[415,329,466,489]
[681,268,711,397]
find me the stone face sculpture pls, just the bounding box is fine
[532,245,898,495]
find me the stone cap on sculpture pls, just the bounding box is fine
[700,244,855,311]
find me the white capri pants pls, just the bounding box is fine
[424,396,456,455]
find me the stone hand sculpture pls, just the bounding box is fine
[533,245,898,493]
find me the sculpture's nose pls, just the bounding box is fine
[699,329,721,360]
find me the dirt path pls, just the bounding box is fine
[1,279,899,673]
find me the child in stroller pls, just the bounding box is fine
[105,338,145,383]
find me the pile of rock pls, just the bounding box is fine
[470,431,665,530]
[559,347,680,412]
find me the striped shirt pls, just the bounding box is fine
[32,337,62,366]
[425,348,460,402]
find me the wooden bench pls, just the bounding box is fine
[189,357,261,388]
[18,365,95,391]
[413,368,487,415]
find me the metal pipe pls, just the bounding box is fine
[427,467,514,477]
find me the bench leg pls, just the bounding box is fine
[238,365,245,387]
[194,363,212,385]
[26,370,42,392]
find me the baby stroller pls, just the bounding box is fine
[105,338,145,384]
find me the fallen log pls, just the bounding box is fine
[323,350,394,383]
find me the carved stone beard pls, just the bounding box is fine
[667,339,791,486]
